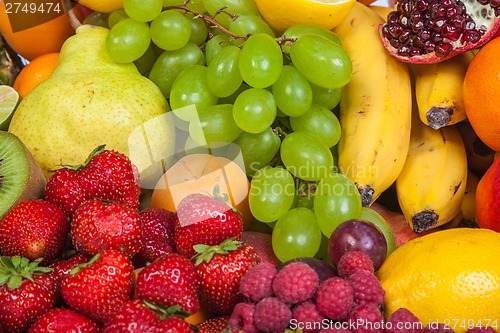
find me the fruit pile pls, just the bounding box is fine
[1,0,500,331]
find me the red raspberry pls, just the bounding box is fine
[239,263,277,303]
[337,251,374,279]
[422,324,455,333]
[228,302,258,333]
[292,300,326,333]
[315,277,354,320]
[466,328,498,333]
[385,308,423,333]
[273,262,319,304]
[347,270,385,306]
[254,297,292,332]
[345,303,384,333]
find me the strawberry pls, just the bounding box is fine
[135,253,199,315]
[45,145,141,218]
[194,238,260,315]
[197,316,230,333]
[0,199,69,264]
[27,308,100,333]
[71,199,142,257]
[49,253,89,305]
[0,256,57,333]
[102,300,195,333]
[61,250,134,324]
[137,208,177,263]
[175,191,244,258]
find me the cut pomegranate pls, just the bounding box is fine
[379,0,500,63]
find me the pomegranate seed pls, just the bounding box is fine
[435,43,452,57]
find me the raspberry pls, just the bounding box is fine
[347,270,385,306]
[385,308,423,333]
[254,297,292,332]
[273,262,319,304]
[315,277,354,320]
[345,303,384,333]
[422,324,455,333]
[466,327,498,333]
[228,302,258,333]
[337,251,375,278]
[239,263,277,303]
[292,300,326,333]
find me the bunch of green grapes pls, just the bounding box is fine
[103,0,369,263]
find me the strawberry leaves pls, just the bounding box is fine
[0,256,53,290]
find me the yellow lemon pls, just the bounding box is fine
[378,228,500,333]
[77,0,123,13]
[254,0,356,35]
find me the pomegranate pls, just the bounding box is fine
[379,0,500,63]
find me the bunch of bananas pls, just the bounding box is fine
[334,2,486,234]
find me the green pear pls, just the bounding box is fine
[8,25,176,185]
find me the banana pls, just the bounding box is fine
[396,106,468,233]
[412,51,473,130]
[333,2,412,207]
[442,170,480,229]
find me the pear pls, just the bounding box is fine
[8,26,176,185]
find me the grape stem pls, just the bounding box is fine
[63,0,83,31]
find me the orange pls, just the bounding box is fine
[13,53,59,99]
[150,154,252,229]
[0,1,82,61]
[463,36,500,152]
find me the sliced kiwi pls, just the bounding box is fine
[0,131,46,218]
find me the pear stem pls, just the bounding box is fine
[64,0,83,31]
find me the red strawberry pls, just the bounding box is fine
[0,256,57,333]
[0,199,68,264]
[27,308,100,333]
[135,253,199,315]
[175,191,243,258]
[71,199,142,257]
[102,299,195,333]
[137,208,177,263]
[197,316,230,333]
[61,250,134,324]
[45,145,141,218]
[49,253,89,305]
[194,239,260,315]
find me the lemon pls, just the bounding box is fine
[254,0,356,35]
[77,0,123,13]
[0,85,19,130]
[378,228,500,333]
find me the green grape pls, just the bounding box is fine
[290,34,352,89]
[203,0,259,28]
[124,0,163,22]
[229,13,276,37]
[83,12,110,28]
[233,88,277,134]
[290,103,341,148]
[360,207,397,257]
[185,13,209,46]
[189,104,242,146]
[133,44,157,76]
[315,234,331,263]
[207,45,243,98]
[105,18,151,63]
[249,167,296,223]
[272,207,322,262]
[108,9,129,29]
[272,65,312,117]
[239,33,283,88]
[280,132,334,181]
[281,24,343,54]
[163,0,206,12]
[230,127,281,176]
[313,172,362,237]
[204,34,231,65]
[150,10,192,51]
[310,83,341,110]
[149,42,205,98]
[170,65,218,121]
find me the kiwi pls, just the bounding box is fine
[0,131,46,218]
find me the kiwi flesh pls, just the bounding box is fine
[0,131,46,218]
